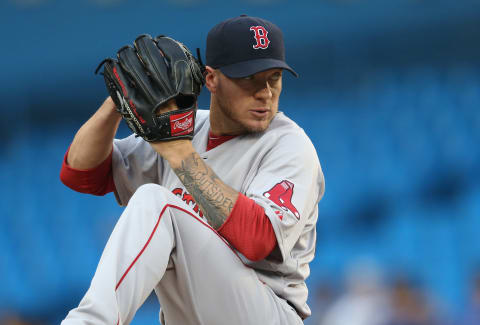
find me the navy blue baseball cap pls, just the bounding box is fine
[206,15,298,78]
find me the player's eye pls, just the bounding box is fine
[270,72,282,81]
[243,75,254,80]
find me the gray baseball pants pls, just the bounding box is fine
[61,183,302,325]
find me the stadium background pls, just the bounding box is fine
[1,0,480,324]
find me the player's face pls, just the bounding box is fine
[209,68,282,135]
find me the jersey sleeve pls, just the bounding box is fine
[59,147,116,196]
[217,193,277,262]
[245,130,325,262]
[111,134,163,206]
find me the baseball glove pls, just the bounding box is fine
[96,34,205,142]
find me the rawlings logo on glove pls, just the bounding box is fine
[171,111,195,136]
[96,34,205,142]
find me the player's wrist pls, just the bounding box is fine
[151,139,196,169]
[101,97,121,118]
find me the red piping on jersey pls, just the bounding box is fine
[115,204,246,291]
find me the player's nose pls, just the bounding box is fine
[254,81,273,100]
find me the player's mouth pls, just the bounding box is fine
[249,108,270,119]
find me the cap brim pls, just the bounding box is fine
[219,58,298,78]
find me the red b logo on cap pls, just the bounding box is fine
[250,26,270,49]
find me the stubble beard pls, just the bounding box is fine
[215,91,276,135]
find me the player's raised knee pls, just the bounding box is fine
[130,183,170,205]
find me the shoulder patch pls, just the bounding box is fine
[263,180,300,219]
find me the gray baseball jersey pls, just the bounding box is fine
[111,109,324,319]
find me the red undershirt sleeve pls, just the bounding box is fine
[59,147,116,196]
[217,193,277,262]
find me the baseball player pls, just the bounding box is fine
[60,15,324,325]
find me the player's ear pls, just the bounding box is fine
[204,66,218,93]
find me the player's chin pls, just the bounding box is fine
[242,118,272,134]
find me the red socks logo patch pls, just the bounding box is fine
[263,180,300,219]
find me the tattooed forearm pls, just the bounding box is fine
[173,152,238,229]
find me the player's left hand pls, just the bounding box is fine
[96,34,205,142]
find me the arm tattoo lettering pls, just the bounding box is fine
[173,152,238,229]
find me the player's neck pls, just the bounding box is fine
[208,101,241,136]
